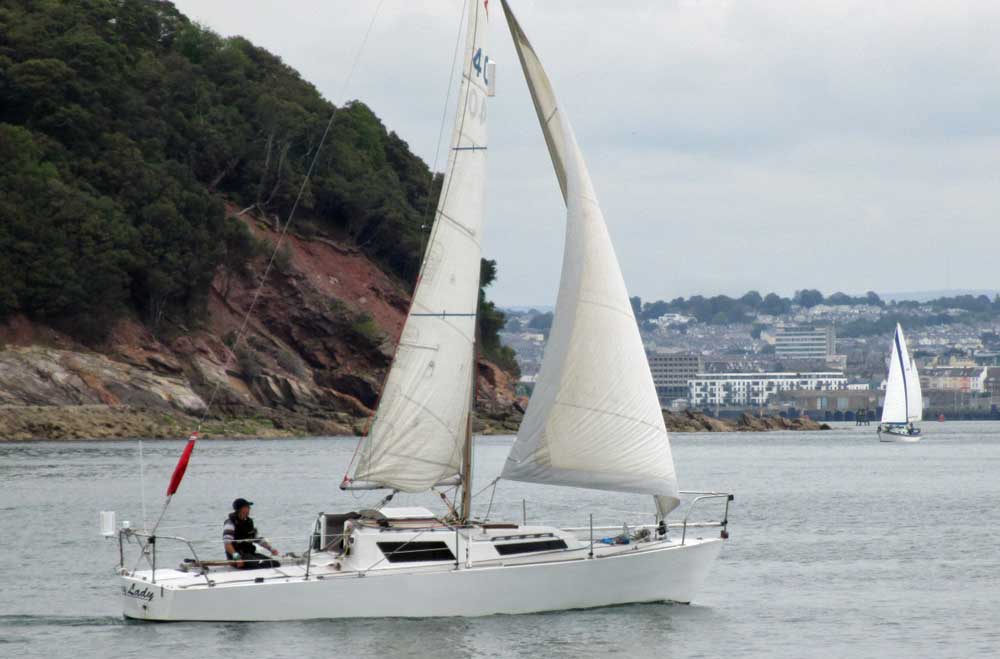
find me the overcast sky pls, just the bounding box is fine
[171,0,1000,307]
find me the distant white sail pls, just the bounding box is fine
[881,324,915,425]
[352,0,490,492]
[907,357,923,423]
[499,0,679,509]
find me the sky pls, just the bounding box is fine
[170,0,1000,307]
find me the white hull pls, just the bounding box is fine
[879,434,921,443]
[879,425,921,442]
[121,536,723,621]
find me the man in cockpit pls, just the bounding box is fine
[223,498,281,569]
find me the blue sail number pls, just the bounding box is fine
[472,48,483,76]
[472,48,490,86]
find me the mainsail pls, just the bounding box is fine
[350,0,490,492]
[881,324,917,425]
[499,0,679,511]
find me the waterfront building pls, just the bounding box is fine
[920,366,988,393]
[774,325,836,360]
[647,350,704,402]
[776,389,883,415]
[689,371,847,407]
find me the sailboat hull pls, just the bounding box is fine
[879,434,921,443]
[120,536,723,621]
[879,426,921,442]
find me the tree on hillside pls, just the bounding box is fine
[761,293,790,315]
[528,312,553,332]
[740,291,763,309]
[794,289,824,308]
[477,259,518,376]
[629,296,642,318]
[0,0,519,362]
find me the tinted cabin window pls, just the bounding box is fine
[377,541,455,563]
[494,539,568,555]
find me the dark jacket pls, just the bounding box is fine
[223,512,260,558]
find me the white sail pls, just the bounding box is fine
[351,0,490,492]
[499,1,679,509]
[908,357,923,423]
[881,324,913,425]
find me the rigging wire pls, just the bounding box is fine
[481,477,499,521]
[193,0,387,433]
[342,0,472,482]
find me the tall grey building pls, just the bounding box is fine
[647,351,704,403]
[775,325,836,360]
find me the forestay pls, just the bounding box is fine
[499,1,679,511]
[351,0,490,492]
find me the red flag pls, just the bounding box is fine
[166,434,197,496]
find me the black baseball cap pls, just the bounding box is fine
[232,498,254,511]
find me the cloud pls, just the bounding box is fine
[171,0,1000,305]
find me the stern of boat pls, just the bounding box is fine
[120,573,174,621]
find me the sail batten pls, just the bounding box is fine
[499,0,679,508]
[350,1,489,493]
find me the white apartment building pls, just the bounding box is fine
[689,371,848,407]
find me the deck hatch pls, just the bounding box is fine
[494,539,568,555]
[376,541,456,563]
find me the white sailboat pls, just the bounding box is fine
[115,0,731,621]
[878,323,922,441]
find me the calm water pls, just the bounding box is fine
[2,422,999,659]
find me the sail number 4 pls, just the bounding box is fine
[472,48,490,86]
[467,47,489,123]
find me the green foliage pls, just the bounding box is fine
[0,0,441,335]
[528,312,553,332]
[477,258,519,376]
[234,342,262,379]
[350,312,382,344]
[637,289,890,325]
[793,289,824,308]
[836,313,954,338]
[636,287,1000,335]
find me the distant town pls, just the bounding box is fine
[501,290,1000,421]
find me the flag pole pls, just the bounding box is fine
[148,432,198,538]
[129,433,198,576]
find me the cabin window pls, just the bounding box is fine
[494,539,568,555]
[376,541,455,563]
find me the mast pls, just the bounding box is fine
[459,356,475,522]
[458,288,482,523]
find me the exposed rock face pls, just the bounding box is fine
[0,214,522,439]
[0,346,206,413]
[663,409,831,433]
[473,360,525,434]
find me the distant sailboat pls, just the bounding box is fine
[879,323,922,441]
[114,0,731,620]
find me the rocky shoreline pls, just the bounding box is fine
[1,404,827,441]
[663,409,831,432]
